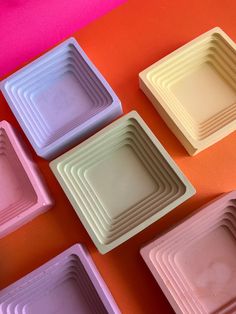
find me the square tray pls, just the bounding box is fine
[1,38,122,160]
[139,27,236,155]
[0,244,120,314]
[0,120,53,238]
[50,111,195,253]
[141,191,236,314]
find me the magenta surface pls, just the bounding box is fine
[0,120,53,238]
[0,0,126,78]
[0,244,120,314]
[141,191,236,314]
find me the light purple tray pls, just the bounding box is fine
[0,38,122,159]
[0,244,120,314]
[0,120,53,238]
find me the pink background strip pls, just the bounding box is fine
[0,0,125,78]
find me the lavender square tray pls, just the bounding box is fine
[0,244,120,314]
[0,38,122,159]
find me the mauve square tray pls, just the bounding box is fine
[139,27,236,155]
[50,111,195,253]
[0,37,122,160]
[0,120,53,238]
[141,191,236,314]
[0,244,120,314]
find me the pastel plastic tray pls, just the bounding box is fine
[141,191,236,314]
[139,27,236,155]
[0,244,120,314]
[50,111,195,254]
[1,38,122,159]
[0,120,53,238]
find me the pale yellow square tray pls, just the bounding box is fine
[50,111,195,253]
[139,27,236,155]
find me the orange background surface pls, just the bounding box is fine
[0,1,236,313]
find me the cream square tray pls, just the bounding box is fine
[50,111,195,253]
[139,27,236,155]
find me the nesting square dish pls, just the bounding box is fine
[139,27,236,155]
[141,191,236,314]
[1,37,122,159]
[0,120,53,238]
[50,111,195,253]
[0,244,120,314]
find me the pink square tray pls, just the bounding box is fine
[0,120,53,237]
[141,191,236,314]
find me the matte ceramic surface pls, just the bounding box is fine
[141,191,236,314]
[0,244,120,314]
[1,38,122,159]
[50,111,195,254]
[0,120,53,238]
[139,27,236,155]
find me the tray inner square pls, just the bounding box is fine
[176,209,236,313]
[171,62,236,124]
[86,145,157,218]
